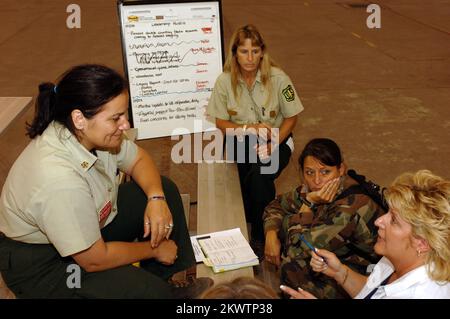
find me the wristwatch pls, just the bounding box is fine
[300,196,317,212]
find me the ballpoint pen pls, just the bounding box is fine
[299,234,327,263]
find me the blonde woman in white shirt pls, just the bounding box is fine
[281,170,450,299]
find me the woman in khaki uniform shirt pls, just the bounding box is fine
[207,25,304,254]
[0,64,212,298]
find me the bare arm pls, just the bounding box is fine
[216,115,297,141]
[125,146,173,247]
[215,118,244,134]
[276,115,297,144]
[311,249,368,298]
[215,118,270,138]
[279,264,368,299]
[336,265,368,298]
[72,237,177,272]
[125,146,164,197]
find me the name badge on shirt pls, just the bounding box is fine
[99,201,112,223]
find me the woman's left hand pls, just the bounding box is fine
[143,200,173,248]
[255,143,271,160]
[280,285,317,299]
[254,141,278,160]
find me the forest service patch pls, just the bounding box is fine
[282,85,295,102]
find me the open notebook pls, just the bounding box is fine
[190,228,259,273]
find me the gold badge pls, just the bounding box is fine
[270,110,277,118]
[282,85,295,102]
[81,161,89,169]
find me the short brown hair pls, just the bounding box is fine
[198,276,279,299]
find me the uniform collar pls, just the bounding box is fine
[255,69,262,83]
[383,262,428,297]
[238,69,262,84]
[367,257,429,297]
[48,121,97,172]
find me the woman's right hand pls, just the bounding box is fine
[248,122,273,141]
[264,231,281,266]
[152,239,178,265]
[310,248,342,279]
[306,177,340,204]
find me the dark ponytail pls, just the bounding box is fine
[26,83,58,138]
[26,64,128,138]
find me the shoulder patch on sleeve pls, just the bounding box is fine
[282,85,295,102]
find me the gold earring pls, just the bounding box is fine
[417,249,422,257]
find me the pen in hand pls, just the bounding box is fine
[299,234,327,263]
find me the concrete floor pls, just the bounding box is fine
[0,0,450,299]
[1,0,449,225]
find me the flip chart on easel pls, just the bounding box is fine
[118,0,223,139]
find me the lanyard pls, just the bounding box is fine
[363,273,392,299]
[245,84,264,124]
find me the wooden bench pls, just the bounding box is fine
[196,161,254,284]
[0,97,32,134]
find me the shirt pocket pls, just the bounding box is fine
[89,185,112,224]
[262,98,280,121]
[226,105,246,124]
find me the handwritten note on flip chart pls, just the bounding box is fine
[118,1,222,139]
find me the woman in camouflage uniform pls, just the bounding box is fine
[263,138,385,298]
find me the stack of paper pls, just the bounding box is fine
[190,228,259,273]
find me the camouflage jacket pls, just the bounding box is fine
[263,174,384,270]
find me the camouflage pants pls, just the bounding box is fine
[280,257,351,299]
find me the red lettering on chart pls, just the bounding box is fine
[201,27,212,34]
[196,80,209,89]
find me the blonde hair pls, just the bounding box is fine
[223,24,277,101]
[385,170,450,282]
[198,276,279,299]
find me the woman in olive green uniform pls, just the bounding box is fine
[0,64,211,298]
[207,25,304,253]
